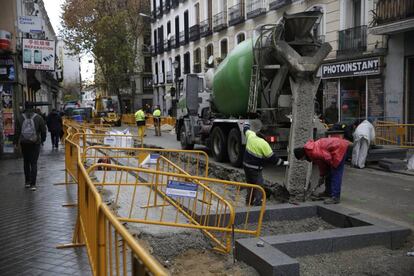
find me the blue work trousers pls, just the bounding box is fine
[326,155,346,199]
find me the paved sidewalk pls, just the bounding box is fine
[0,139,91,276]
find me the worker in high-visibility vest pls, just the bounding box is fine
[243,122,283,206]
[135,107,146,138]
[153,105,162,136]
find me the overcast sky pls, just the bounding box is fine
[43,0,94,84]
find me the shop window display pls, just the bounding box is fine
[340,77,366,123]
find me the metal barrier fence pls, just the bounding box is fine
[61,120,265,275]
[74,144,168,276]
[155,157,266,237]
[375,122,414,148]
[121,114,176,128]
[83,145,208,177]
[87,156,265,253]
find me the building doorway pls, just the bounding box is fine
[340,77,366,123]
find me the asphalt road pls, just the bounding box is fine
[120,125,414,229]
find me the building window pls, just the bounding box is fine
[184,52,190,74]
[175,16,180,46]
[167,21,171,35]
[175,55,181,79]
[193,48,201,73]
[144,57,152,72]
[220,38,228,59]
[236,32,245,44]
[205,43,214,65]
[194,3,200,24]
[184,10,189,42]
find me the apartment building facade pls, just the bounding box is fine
[150,0,393,123]
[370,0,414,124]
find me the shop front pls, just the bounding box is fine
[0,55,17,155]
[321,56,384,125]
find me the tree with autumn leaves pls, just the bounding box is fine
[61,0,150,113]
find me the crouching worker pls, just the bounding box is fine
[294,137,350,204]
[243,122,283,206]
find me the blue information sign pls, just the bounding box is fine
[166,180,198,198]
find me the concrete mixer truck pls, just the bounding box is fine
[176,11,329,167]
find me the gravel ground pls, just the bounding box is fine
[299,236,414,276]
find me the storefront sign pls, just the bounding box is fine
[321,57,381,79]
[18,16,43,33]
[22,38,55,71]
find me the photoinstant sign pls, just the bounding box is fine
[22,39,55,71]
[321,57,381,79]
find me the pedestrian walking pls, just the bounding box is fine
[294,137,350,204]
[135,107,146,138]
[14,103,47,191]
[153,105,162,136]
[46,109,63,149]
[243,122,283,206]
[352,120,375,169]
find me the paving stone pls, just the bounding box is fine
[0,139,91,275]
[262,231,333,257]
[236,238,299,276]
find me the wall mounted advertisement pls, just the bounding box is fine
[18,16,43,33]
[1,84,14,153]
[22,38,55,71]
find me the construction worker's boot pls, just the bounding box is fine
[324,197,340,204]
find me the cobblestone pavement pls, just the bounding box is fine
[0,139,91,276]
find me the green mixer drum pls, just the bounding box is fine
[213,38,254,116]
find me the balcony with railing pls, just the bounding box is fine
[228,3,245,26]
[164,39,170,52]
[371,0,414,35]
[179,31,187,46]
[156,6,163,18]
[171,0,179,8]
[166,71,173,83]
[337,25,367,56]
[200,18,213,37]
[157,42,164,55]
[189,25,200,41]
[142,45,151,55]
[213,12,227,32]
[150,45,156,57]
[269,0,291,10]
[170,35,176,49]
[193,63,202,73]
[163,0,171,13]
[143,77,153,89]
[247,0,266,19]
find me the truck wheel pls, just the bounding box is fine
[180,124,194,150]
[227,128,244,167]
[211,127,228,162]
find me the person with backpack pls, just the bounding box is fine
[46,109,63,149]
[14,103,47,191]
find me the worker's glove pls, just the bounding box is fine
[276,158,283,166]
